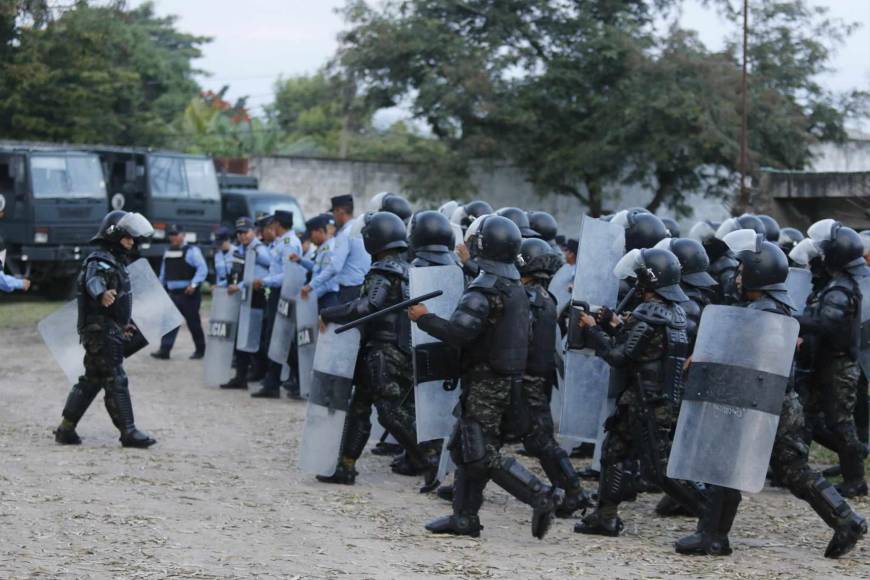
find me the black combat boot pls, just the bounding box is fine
[370,441,403,456]
[574,460,629,536]
[655,494,694,517]
[574,508,624,537]
[540,455,591,518]
[316,460,358,485]
[251,364,281,398]
[282,375,303,400]
[425,468,485,538]
[219,374,248,390]
[104,379,156,449]
[436,484,454,502]
[675,486,738,556]
[490,457,564,539]
[804,476,867,558]
[377,411,440,492]
[54,380,102,445]
[836,449,868,498]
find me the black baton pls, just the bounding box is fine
[335,290,444,334]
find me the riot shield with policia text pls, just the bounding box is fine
[203,287,242,387]
[268,261,308,365]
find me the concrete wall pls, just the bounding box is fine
[248,155,732,239]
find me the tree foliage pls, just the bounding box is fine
[0,0,208,146]
[337,0,865,216]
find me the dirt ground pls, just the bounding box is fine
[1,305,868,579]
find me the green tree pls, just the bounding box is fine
[337,0,865,215]
[0,1,208,146]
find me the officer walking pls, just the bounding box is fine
[252,210,302,399]
[151,225,208,360]
[574,248,703,537]
[53,211,157,448]
[316,212,437,488]
[409,215,563,540]
[0,235,30,293]
[302,195,371,304]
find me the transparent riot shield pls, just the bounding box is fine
[410,264,465,442]
[297,324,361,476]
[548,263,574,316]
[236,246,263,353]
[295,294,320,398]
[267,262,308,365]
[127,259,184,345]
[203,288,242,386]
[451,223,465,249]
[558,216,625,445]
[667,305,799,493]
[785,267,812,316]
[39,258,182,384]
[858,277,870,378]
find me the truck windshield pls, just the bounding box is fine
[250,198,306,233]
[30,154,106,199]
[148,155,220,201]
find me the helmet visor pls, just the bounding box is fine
[611,210,629,227]
[714,218,741,241]
[723,229,761,255]
[807,218,838,242]
[653,238,672,251]
[450,206,468,225]
[465,215,486,244]
[349,214,370,239]
[116,212,154,239]
[789,238,822,266]
[613,248,643,280]
[368,192,388,213]
[439,200,458,218]
[688,221,716,243]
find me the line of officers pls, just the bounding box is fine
[152,193,868,559]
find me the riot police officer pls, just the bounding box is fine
[676,230,866,558]
[316,212,437,488]
[690,214,765,305]
[574,248,702,537]
[53,211,157,448]
[496,207,539,238]
[792,220,870,498]
[409,215,563,540]
[527,211,560,250]
[654,237,718,345]
[450,200,493,233]
[519,237,591,517]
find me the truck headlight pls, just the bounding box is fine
[34,231,48,244]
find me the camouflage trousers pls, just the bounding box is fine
[803,356,866,481]
[520,374,560,459]
[341,341,417,461]
[598,387,702,515]
[450,364,513,470]
[771,390,831,497]
[61,323,128,427]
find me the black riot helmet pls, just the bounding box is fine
[369,192,413,223]
[807,219,866,272]
[723,229,793,306]
[361,211,408,255]
[409,210,454,253]
[757,215,781,243]
[614,247,687,303]
[613,209,669,250]
[452,200,493,229]
[91,210,154,246]
[654,237,716,288]
[467,215,522,263]
[778,227,804,254]
[718,214,766,238]
[527,211,558,242]
[519,237,559,279]
[660,217,681,238]
[496,207,538,238]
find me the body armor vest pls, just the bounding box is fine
[631,301,689,404]
[365,257,411,353]
[805,273,861,358]
[77,249,132,332]
[463,272,530,375]
[526,282,557,378]
[163,245,196,283]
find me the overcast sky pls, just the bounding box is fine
[144,0,870,122]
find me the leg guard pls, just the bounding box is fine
[103,371,156,448]
[675,485,737,556]
[805,476,868,558]
[61,379,102,426]
[539,452,591,517]
[425,466,484,537]
[490,456,563,539]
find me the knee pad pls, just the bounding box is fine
[459,418,488,465]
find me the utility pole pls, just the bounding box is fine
[736,0,751,214]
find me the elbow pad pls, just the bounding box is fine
[622,320,657,361]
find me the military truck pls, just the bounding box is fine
[94,147,222,258]
[0,143,108,296]
[219,174,306,236]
